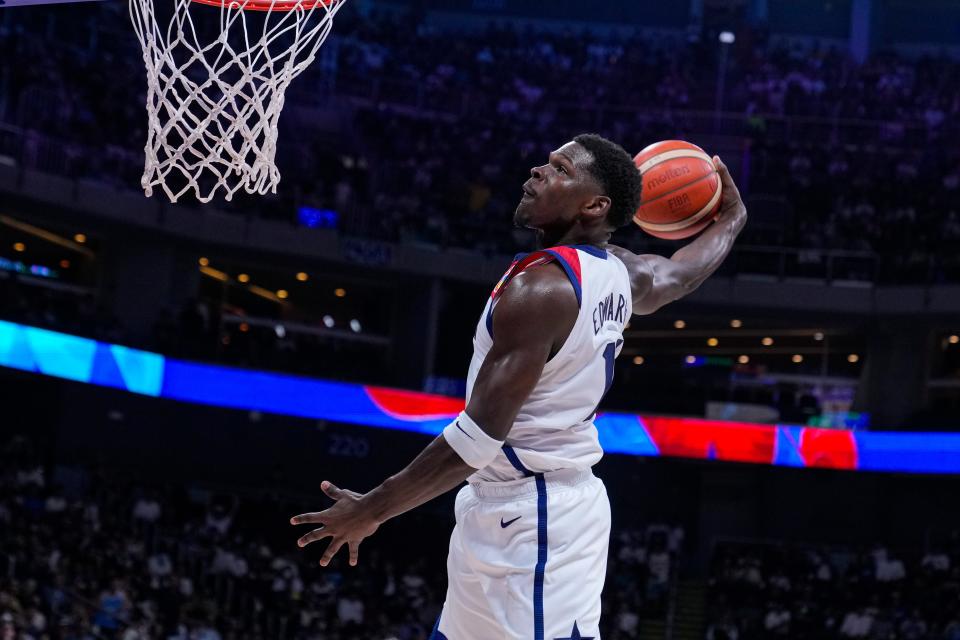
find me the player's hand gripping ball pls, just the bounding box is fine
[632,140,722,240]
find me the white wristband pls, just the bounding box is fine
[442,411,503,470]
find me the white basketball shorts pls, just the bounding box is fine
[429,467,611,640]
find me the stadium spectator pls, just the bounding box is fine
[2,8,960,283]
[840,607,872,638]
[707,538,960,640]
[0,434,676,639]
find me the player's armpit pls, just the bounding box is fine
[632,253,699,315]
[607,245,694,316]
[465,264,579,441]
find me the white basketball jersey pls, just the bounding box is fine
[465,245,632,482]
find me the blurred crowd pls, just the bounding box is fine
[0,275,389,386]
[0,434,682,640]
[706,539,960,640]
[0,276,124,345]
[0,433,445,640]
[2,8,960,281]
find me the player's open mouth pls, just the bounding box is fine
[522,184,536,199]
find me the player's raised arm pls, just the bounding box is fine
[607,156,748,316]
[290,264,577,566]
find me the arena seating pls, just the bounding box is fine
[705,538,960,640]
[2,9,960,283]
[0,434,682,639]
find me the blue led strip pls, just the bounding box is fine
[0,320,164,395]
[2,320,960,474]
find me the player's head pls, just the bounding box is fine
[515,133,642,235]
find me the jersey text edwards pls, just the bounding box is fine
[592,292,628,335]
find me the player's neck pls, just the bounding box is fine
[535,227,610,251]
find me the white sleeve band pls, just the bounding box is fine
[442,411,504,470]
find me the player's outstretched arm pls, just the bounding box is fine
[608,156,748,315]
[290,265,577,567]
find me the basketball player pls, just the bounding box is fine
[291,134,748,639]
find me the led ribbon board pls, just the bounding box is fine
[1,320,958,474]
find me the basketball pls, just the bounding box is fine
[632,140,722,240]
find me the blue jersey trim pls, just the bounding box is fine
[534,473,548,640]
[570,244,608,259]
[518,245,606,260]
[502,444,547,637]
[428,615,448,639]
[540,250,582,308]
[502,445,535,477]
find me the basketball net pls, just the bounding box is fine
[129,0,345,203]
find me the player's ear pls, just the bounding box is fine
[581,194,611,222]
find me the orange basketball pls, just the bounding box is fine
[632,140,722,240]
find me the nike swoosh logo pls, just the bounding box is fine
[500,516,521,528]
[455,421,475,441]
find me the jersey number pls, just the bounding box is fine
[588,339,623,420]
[602,339,623,396]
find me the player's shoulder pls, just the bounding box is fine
[498,261,578,317]
[508,259,575,296]
[493,262,578,346]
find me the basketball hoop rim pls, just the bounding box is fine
[189,0,336,12]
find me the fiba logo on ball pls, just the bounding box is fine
[668,192,692,212]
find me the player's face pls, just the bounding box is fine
[515,141,600,231]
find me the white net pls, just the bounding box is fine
[129,0,345,203]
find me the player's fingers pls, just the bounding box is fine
[320,539,345,567]
[297,527,332,548]
[290,512,324,525]
[321,481,342,500]
[348,540,361,567]
[713,155,733,186]
[713,155,742,203]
